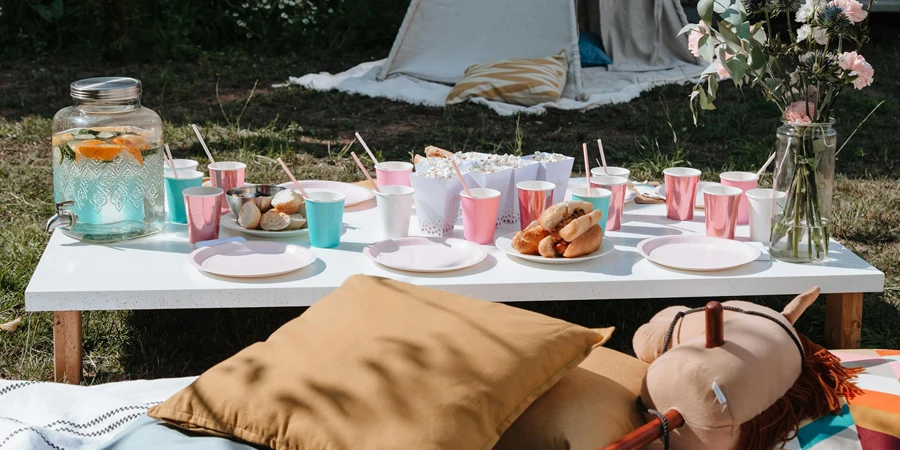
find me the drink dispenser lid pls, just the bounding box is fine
[70,77,142,101]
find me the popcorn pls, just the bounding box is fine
[530,152,568,162]
[418,157,459,179]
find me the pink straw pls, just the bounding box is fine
[350,152,380,193]
[191,124,216,165]
[276,158,309,199]
[354,132,379,165]
[163,144,179,179]
[596,138,608,175]
[582,143,592,195]
[450,159,471,197]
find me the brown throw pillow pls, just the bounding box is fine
[149,275,604,450]
[493,345,649,450]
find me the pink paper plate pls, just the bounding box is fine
[278,180,374,207]
[190,241,316,278]
[637,236,760,272]
[364,237,487,273]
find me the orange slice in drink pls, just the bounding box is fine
[70,140,143,165]
[114,134,151,150]
[111,136,145,165]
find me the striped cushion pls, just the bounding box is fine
[778,349,900,450]
[446,51,567,107]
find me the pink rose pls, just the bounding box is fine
[785,101,816,124]
[828,0,868,23]
[839,51,874,89]
[688,23,709,58]
[715,56,731,80]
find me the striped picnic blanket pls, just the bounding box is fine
[779,349,900,450]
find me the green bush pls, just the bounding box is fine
[0,0,410,61]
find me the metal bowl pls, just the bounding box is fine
[226,184,286,216]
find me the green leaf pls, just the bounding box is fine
[707,75,719,102]
[690,90,701,125]
[718,23,741,47]
[29,0,64,22]
[698,0,715,23]
[736,22,751,40]
[700,38,716,62]
[678,23,697,37]
[721,7,745,26]
[725,54,748,83]
[702,61,720,76]
[713,0,731,13]
[699,88,717,111]
[749,42,766,72]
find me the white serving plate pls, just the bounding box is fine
[364,237,487,273]
[220,213,308,237]
[190,241,316,278]
[655,181,721,209]
[278,180,375,207]
[495,234,615,265]
[637,236,760,272]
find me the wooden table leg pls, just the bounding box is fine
[824,293,863,349]
[53,311,82,384]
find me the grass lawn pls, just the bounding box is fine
[1,23,898,383]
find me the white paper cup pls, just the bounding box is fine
[746,189,787,244]
[590,166,630,180]
[375,185,415,240]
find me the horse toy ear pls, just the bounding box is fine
[781,286,821,325]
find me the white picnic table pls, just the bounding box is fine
[26,178,885,384]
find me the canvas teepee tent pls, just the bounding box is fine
[378,0,703,102]
[281,0,706,114]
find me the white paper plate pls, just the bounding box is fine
[190,241,316,278]
[655,181,721,209]
[495,233,614,265]
[278,180,375,207]
[221,213,308,237]
[364,237,487,273]
[638,236,760,272]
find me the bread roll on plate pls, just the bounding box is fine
[237,202,261,229]
[272,189,304,214]
[260,209,291,231]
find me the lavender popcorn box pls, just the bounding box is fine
[522,153,575,204]
[409,171,465,236]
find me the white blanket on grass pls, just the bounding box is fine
[275,59,704,116]
[0,377,194,449]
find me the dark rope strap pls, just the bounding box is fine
[647,409,670,450]
[661,305,805,360]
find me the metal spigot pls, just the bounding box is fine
[46,201,77,232]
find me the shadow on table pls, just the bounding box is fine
[196,258,328,284]
[374,254,499,279]
[62,237,194,255]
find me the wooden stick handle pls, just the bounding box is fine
[706,301,725,349]
[602,409,685,450]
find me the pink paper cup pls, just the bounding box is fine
[516,181,555,230]
[183,186,223,244]
[375,162,413,188]
[720,171,758,225]
[460,188,501,245]
[664,167,701,221]
[208,162,246,215]
[703,185,742,239]
[589,175,628,231]
[590,166,630,180]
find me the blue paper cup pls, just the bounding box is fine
[164,170,204,224]
[306,191,346,248]
[571,187,613,234]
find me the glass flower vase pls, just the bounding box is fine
[769,120,836,263]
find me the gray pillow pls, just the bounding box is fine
[97,414,258,449]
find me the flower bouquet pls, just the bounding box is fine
[682,0,877,262]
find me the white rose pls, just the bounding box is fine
[797,25,812,42]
